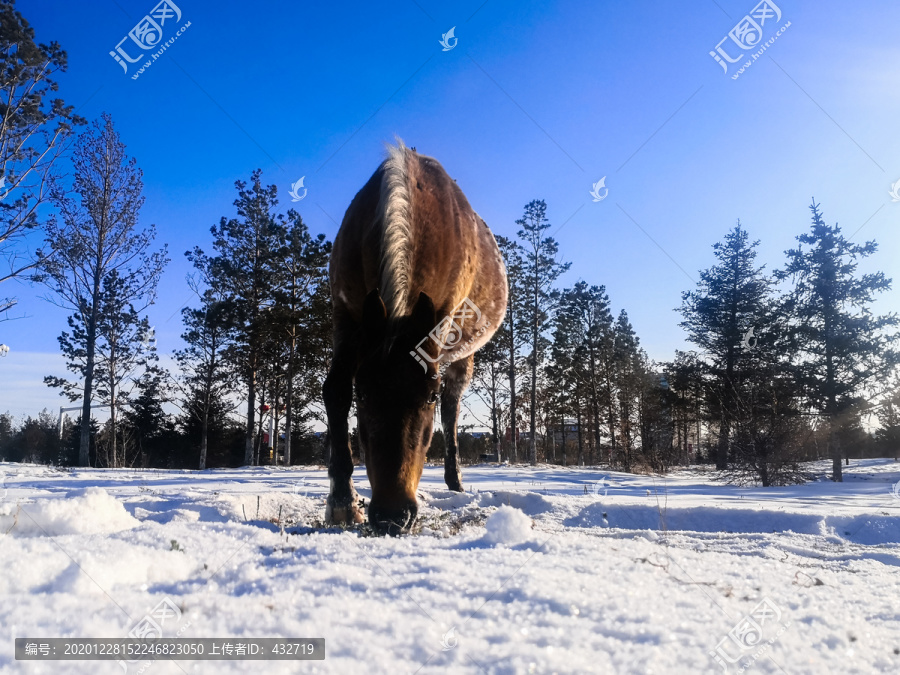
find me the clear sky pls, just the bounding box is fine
[2,0,900,421]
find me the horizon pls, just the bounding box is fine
[2,0,900,424]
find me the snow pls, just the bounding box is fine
[483,506,534,545]
[0,487,140,537]
[0,459,899,674]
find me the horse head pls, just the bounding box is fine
[355,288,442,534]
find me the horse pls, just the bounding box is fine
[323,140,508,535]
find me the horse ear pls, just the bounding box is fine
[362,288,387,341]
[410,292,437,336]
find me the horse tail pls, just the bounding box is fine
[378,138,414,320]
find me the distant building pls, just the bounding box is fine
[547,419,579,444]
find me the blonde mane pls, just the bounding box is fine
[378,139,414,319]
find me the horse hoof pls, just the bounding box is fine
[445,475,464,493]
[325,496,364,526]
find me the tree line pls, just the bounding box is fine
[1,0,898,484]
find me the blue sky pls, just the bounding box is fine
[3,0,900,420]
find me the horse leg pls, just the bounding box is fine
[323,327,363,526]
[441,353,473,492]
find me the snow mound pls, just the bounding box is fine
[483,505,533,545]
[1,487,140,536]
[477,490,553,515]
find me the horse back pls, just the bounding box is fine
[330,143,507,359]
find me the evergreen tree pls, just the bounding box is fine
[495,235,527,462]
[46,268,158,467]
[553,282,615,465]
[124,365,172,468]
[667,350,705,466]
[174,291,235,469]
[471,323,509,463]
[516,200,571,465]
[42,114,167,466]
[547,292,585,465]
[875,379,900,461]
[614,310,645,470]
[269,212,331,465]
[638,365,676,472]
[679,223,772,469]
[0,0,84,316]
[776,201,899,481]
[188,170,280,466]
[92,270,157,467]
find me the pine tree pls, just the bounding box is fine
[269,212,331,465]
[679,223,772,469]
[614,310,644,470]
[776,200,899,481]
[547,290,584,465]
[638,364,676,472]
[42,114,167,466]
[92,271,157,467]
[0,1,84,316]
[495,235,527,462]
[554,282,616,465]
[174,291,235,470]
[188,170,281,466]
[47,269,159,467]
[516,200,571,465]
[875,379,900,461]
[124,365,172,468]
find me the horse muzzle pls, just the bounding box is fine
[368,500,418,536]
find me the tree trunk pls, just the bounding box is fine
[530,357,537,465]
[491,399,500,463]
[199,403,208,470]
[716,417,729,470]
[285,336,295,466]
[508,361,518,464]
[79,294,101,466]
[110,386,117,469]
[245,357,257,466]
[199,365,212,470]
[576,406,584,466]
[79,344,95,466]
[829,415,842,481]
[529,272,539,466]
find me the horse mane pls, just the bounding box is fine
[378,138,414,320]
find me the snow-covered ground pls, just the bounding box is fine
[1,459,899,674]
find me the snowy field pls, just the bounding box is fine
[1,459,899,674]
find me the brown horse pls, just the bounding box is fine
[324,140,507,535]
